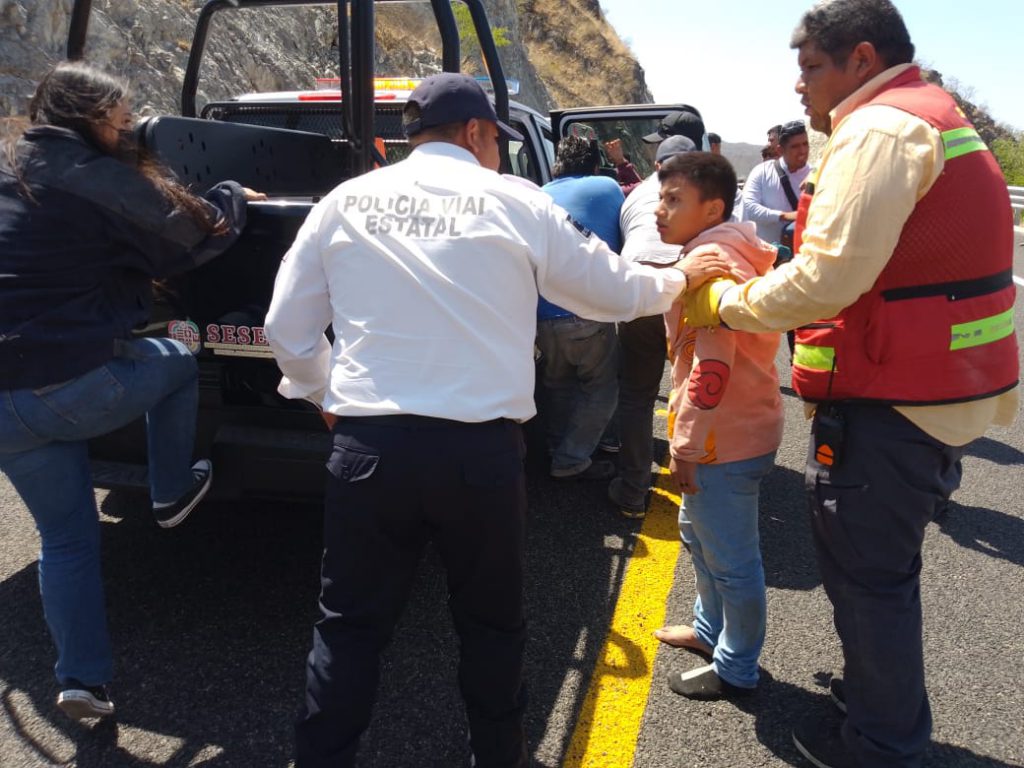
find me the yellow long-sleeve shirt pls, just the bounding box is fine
[716,64,1018,446]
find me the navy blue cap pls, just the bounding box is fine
[404,73,524,141]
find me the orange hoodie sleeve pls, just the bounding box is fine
[669,325,737,464]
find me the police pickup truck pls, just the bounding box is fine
[68,0,702,500]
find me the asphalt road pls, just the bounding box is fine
[1,231,1022,767]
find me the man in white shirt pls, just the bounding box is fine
[741,119,812,244]
[264,73,727,768]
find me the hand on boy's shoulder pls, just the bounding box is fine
[674,244,733,293]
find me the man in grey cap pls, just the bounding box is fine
[609,128,703,518]
[267,73,728,767]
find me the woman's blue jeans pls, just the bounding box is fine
[0,338,199,686]
[678,451,775,688]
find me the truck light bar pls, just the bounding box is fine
[313,75,520,96]
[298,91,397,101]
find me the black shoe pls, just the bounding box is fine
[153,459,213,528]
[551,459,615,481]
[666,664,755,700]
[792,705,856,768]
[607,477,649,518]
[57,680,114,720]
[597,438,620,454]
[830,677,847,714]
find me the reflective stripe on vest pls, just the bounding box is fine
[793,343,836,372]
[942,127,987,160]
[950,308,1015,350]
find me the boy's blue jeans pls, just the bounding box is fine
[0,337,199,686]
[679,451,775,688]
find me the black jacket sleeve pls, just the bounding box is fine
[185,181,249,271]
[55,153,249,278]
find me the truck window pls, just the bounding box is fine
[508,138,536,184]
[563,116,665,180]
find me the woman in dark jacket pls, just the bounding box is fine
[0,62,260,720]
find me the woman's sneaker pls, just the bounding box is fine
[57,680,114,720]
[153,459,213,529]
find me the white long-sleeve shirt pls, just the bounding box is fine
[740,158,812,243]
[619,173,682,265]
[264,142,686,423]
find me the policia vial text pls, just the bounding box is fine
[344,194,489,238]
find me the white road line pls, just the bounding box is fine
[1015,275,1024,287]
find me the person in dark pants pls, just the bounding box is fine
[610,132,705,518]
[264,73,729,767]
[683,1,1018,765]
[806,404,965,764]
[307,417,528,766]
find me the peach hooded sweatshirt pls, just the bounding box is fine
[665,221,784,464]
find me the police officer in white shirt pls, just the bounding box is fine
[264,73,728,768]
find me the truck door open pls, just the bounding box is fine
[551,104,708,182]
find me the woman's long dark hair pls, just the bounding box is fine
[5,61,222,233]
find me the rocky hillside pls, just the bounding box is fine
[516,0,651,107]
[0,0,650,119]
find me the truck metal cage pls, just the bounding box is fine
[66,0,512,178]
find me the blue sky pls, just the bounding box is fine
[597,0,1023,145]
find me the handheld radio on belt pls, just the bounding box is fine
[813,357,844,468]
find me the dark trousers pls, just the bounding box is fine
[295,417,529,768]
[806,404,963,767]
[616,313,669,494]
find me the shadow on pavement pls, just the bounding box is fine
[760,466,821,592]
[737,671,1022,768]
[963,436,1024,466]
[0,495,322,768]
[0,442,650,767]
[933,501,1024,567]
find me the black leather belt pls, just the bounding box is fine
[341,414,508,429]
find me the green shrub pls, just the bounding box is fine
[992,137,1024,186]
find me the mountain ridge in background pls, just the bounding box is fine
[1,2,1012,186]
[0,0,651,119]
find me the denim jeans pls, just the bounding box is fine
[678,451,775,688]
[536,317,618,473]
[0,337,199,686]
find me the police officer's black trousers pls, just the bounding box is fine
[295,416,528,768]
[806,404,963,768]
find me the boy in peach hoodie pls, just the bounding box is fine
[650,153,784,700]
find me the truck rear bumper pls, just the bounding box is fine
[91,422,331,502]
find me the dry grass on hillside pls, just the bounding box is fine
[519,0,651,107]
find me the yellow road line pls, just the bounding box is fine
[563,468,682,768]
